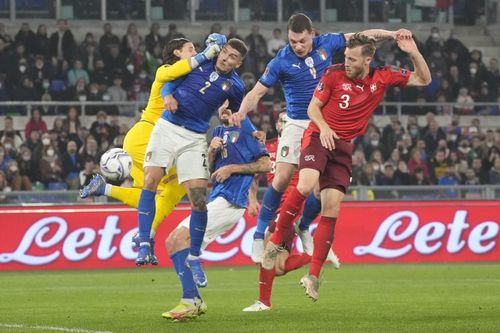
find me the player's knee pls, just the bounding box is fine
[274,263,285,276]
[322,201,341,217]
[165,232,177,255]
[165,228,189,255]
[188,187,207,211]
[272,173,291,192]
[143,168,162,191]
[296,182,314,197]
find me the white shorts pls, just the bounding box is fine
[177,196,245,250]
[276,116,310,164]
[144,118,209,183]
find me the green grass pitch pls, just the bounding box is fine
[0,264,499,333]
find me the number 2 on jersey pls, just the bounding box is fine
[199,81,211,94]
[339,94,350,109]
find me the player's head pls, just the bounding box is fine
[215,38,247,74]
[344,33,376,79]
[276,111,286,136]
[218,102,233,126]
[287,13,314,58]
[162,38,196,65]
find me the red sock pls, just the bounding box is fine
[309,216,337,278]
[284,253,311,274]
[258,265,275,307]
[270,187,306,245]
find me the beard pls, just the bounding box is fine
[346,66,364,79]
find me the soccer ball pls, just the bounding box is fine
[100,148,133,182]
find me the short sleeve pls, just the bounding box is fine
[258,57,280,87]
[382,65,411,87]
[313,71,334,104]
[320,33,346,53]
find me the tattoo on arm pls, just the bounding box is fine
[228,156,272,175]
[188,187,207,211]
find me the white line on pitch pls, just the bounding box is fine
[0,323,116,333]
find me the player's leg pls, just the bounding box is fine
[252,118,306,262]
[136,119,176,266]
[294,185,321,256]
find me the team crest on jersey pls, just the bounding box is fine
[221,81,232,91]
[370,83,377,93]
[281,146,289,157]
[342,83,352,91]
[316,48,327,61]
[305,57,314,68]
[230,131,239,143]
[316,81,324,92]
[209,71,219,82]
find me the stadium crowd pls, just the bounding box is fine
[0,20,499,198]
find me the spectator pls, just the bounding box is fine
[15,22,37,56]
[438,164,460,198]
[423,120,446,155]
[358,163,377,186]
[67,59,90,87]
[410,166,431,186]
[49,19,76,62]
[430,149,449,183]
[445,29,469,66]
[91,59,111,89]
[62,106,81,144]
[1,116,23,148]
[376,164,397,186]
[99,23,120,59]
[227,26,243,41]
[425,27,444,56]
[61,140,81,190]
[394,160,411,185]
[267,28,286,56]
[436,0,452,23]
[79,135,101,165]
[466,62,486,98]
[106,76,127,114]
[0,22,13,48]
[486,58,499,92]
[5,159,31,191]
[144,23,162,55]
[79,32,98,58]
[472,157,489,184]
[408,148,431,179]
[0,144,12,173]
[25,108,48,139]
[364,131,388,162]
[40,143,64,186]
[0,170,10,198]
[121,23,142,58]
[79,158,97,187]
[104,44,126,78]
[489,156,500,184]
[164,24,185,44]
[17,146,37,183]
[80,42,99,72]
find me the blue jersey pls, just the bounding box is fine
[161,60,245,133]
[209,125,268,208]
[259,33,345,120]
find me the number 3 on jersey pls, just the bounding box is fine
[199,81,211,94]
[339,94,350,109]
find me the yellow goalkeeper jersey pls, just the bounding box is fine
[141,59,191,123]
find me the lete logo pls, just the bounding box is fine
[0,216,137,265]
[353,210,499,258]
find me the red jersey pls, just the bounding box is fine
[310,64,410,140]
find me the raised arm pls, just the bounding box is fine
[398,38,432,86]
[345,29,412,42]
[231,82,270,127]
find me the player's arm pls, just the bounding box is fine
[397,38,432,87]
[345,29,412,42]
[211,155,272,183]
[231,82,269,127]
[247,176,260,217]
[208,136,223,174]
[308,96,339,151]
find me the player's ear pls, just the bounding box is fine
[173,49,182,58]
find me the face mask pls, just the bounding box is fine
[449,134,457,142]
[102,94,111,101]
[127,64,134,73]
[42,80,50,89]
[90,88,98,94]
[22,153,30,161]
[370,140,379,146]
[372,164,380,171]
[4,143,12,150]
[487,141,493,148]
[42,138,50,145]
[134,85,140,92]
[9,165,18,172]
[78,95,87,102]
[47,149,55,157]
[19,65,27,73]
[139,73,147,79]
[432,32,439,39]
[470,68,477,75]
[410,128,419,137]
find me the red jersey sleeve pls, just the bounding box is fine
[381,65,410,87]
[313,69,334,104]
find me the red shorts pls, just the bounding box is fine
[300,132,353,193]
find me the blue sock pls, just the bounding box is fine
[138,189,156,240]
[254,186,283,239]
[189,210,207,257]
[299,193,321,231]
[170,248,199,299]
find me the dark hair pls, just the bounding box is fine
[162,38,191,65]
[346,33,376,57]
[287,13,312,33]
[227,38,248,59]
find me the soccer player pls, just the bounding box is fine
[231,13,411,262]
[243,111,340,312]
[264,33,431,301]
[79,37,222,264]
[137,38,248,288]
[162,104,271,321]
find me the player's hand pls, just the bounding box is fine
[209,137,223,151]
[252,131,266,144]
[163,94,178,113]
[231,111,246,128]
[319,125,339,151]
[397,37,419,55]
[211,165,233,183]
[202,43,221,60]
[247,199,260,217]
[395,29,412,40]
[206,33,227,48]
